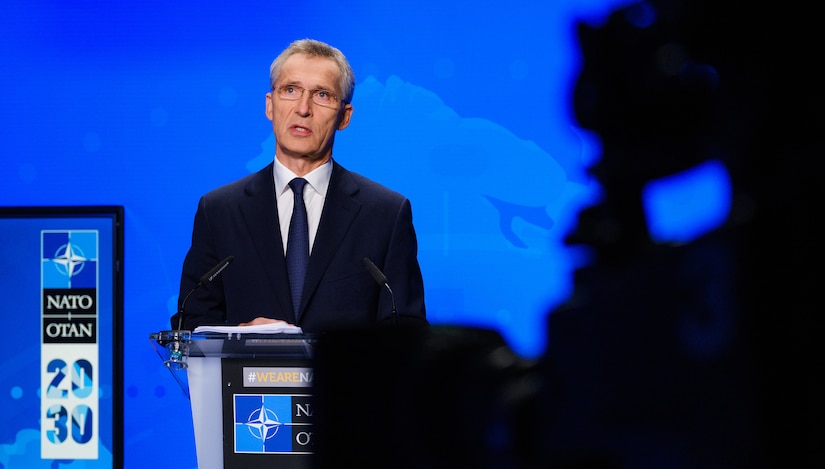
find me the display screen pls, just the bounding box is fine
[0,207,123,467]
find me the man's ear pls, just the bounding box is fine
[265,92,275,121]
[337,103,353,130]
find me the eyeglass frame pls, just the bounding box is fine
[272,83,346,108]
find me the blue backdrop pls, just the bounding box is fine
[1,1,642,466]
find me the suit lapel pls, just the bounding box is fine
[297,162,361,322]
[239,163,296,323]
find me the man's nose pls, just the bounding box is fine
[295,92,313,115]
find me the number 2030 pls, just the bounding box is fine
[45,359,94,444]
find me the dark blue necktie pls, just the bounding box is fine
[286,178,309,318]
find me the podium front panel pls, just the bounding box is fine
[220,357,314,469]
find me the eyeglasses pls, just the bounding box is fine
[273,84,343,108]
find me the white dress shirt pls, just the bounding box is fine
[273,158,332,255]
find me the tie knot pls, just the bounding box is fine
[289,177,307,194]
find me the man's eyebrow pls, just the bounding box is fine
[281,80,333,90]
[310,83,335,91]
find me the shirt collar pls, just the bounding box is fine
[273,158,333,197]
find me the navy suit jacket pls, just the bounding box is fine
[174,160,427,332]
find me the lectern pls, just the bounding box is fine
[150,330,316,469]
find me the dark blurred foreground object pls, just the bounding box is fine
[311,325,541,469]
[540,0,823,467]
[313,0,822,466]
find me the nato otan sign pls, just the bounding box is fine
[41,230,99,459]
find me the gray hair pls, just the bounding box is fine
[269,39,355,104]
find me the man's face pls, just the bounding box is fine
[266,54,353,165]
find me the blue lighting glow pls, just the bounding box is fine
[643,159,732,244]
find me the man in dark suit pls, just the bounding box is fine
[173,39,427,332]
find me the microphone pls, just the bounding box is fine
[362,257,398,325]
[176,256,235,331]
[199,255,234,285]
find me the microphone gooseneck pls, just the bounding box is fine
[362,257,398,325]
[177,256,235,330]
